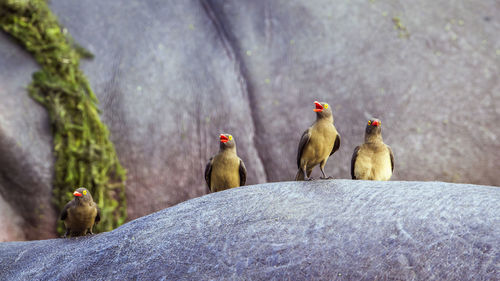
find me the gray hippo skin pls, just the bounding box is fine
[0,181,498,280]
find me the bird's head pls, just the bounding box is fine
[219,133,236,150]
[73,187,93,203]
[365,118,382,137]
[313,101,333,119]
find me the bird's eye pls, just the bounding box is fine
[229,135,233,140]
[324,104,329,109]
[83,190,87,195]
[368,120,371,125]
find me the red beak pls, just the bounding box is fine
[372,120,380,126]
[73,191,82,197]
[220,134,229,143]
[313,101,323,112]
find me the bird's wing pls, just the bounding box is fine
[60,201,71,220]
[239,159,247,186]
[95,205,101,224]
[330,134,341,156]
[297,128,312,168]
[351,146,361,179]
[388,145,395,172]
[204,157,213,192]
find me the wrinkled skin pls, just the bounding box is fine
[0,0,499,241]
[0,181,498,280]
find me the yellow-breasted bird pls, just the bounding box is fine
[295,101,341,181]
[205,134,247,193]
[60,187,100,237]
[351,119,394,180]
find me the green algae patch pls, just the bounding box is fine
[392,16,410,38]
[0,0,127,235]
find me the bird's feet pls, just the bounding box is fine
[306,177,316,181]
[320,176,334,180]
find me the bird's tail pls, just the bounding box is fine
[295,169,304,181]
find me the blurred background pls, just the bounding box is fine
[0,0,499,241]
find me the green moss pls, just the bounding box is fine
[0,0,127,234]
[392,16,410,38]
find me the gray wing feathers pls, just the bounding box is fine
[60,202,71,220]
[351,146,360,179]
[95,205,101,224]
[297,129,311,168]
[204,157,213,192]
[331,134,340,156]
[239,160,247,186]
[388,146,394,172]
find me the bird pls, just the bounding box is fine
[60,187,100,237]
[205,134,247,193]
[351,118,394,180]
[295,101,341,181]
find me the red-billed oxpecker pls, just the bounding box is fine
[295,101,341,181]
[60,187,100,237]
[205,134,247,193]
[351,119,394,180]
